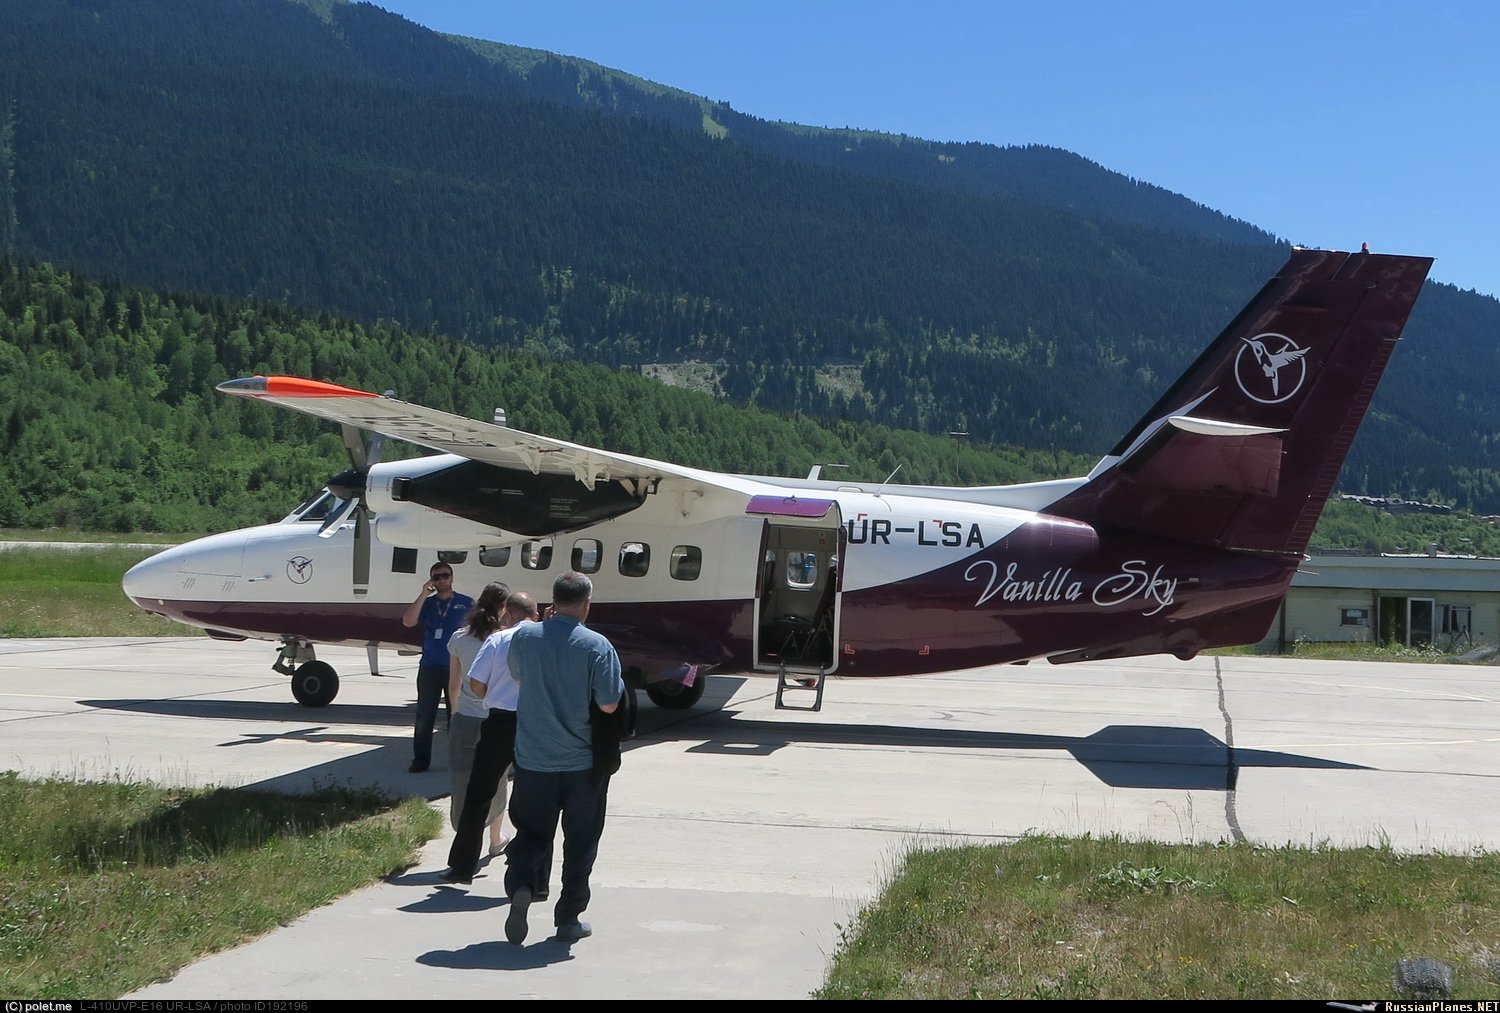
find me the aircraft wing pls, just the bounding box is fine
[217,376,762,495]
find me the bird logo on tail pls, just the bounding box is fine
[1234,332,1309,403]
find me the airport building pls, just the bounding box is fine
[1259,550,1500,653]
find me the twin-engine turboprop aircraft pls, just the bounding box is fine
[123,249,1431,710]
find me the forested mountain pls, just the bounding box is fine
[0,0,1497,511]
[448,34,1273,246]
[0,259,1087,531]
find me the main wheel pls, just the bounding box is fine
[622,685,638,738]
[645,673,706,709]
[291,660,339,707]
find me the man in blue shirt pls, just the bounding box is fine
[401,562,474,773]
[504,571,624,945]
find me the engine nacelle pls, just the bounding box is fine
[365,455,514,548]
[371,504,513,549]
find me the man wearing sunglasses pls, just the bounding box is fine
[402,562,474,773]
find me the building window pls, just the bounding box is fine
[619,542,650,577]
[572,538,602,574]
[521,540,553,570]
[670,545,702,581]
[1340,608,1369,626]
[479,546,510,567]
[1442,604,1472,635]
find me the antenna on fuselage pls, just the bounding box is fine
[873,463,902,497]
[805,463,849,481]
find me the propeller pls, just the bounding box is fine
[319,422,387,595]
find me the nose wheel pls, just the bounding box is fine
[290,660,339,707]
[273,639,340,707]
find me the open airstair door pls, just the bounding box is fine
[748,496,843,676]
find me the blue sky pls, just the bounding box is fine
[374,1,1500,299]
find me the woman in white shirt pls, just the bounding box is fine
[447,582,510,856]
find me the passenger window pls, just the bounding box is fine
[479,546,511,567]
[391,547,418,574]
[572,538,602,574]
[619,542,650,578]
[670,545,702,581]
[521,540,553,570]
[786,551,818,590]
[437,550,468,565]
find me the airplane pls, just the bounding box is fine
[123,248,1432,713]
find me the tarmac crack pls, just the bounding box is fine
[1215,657,1245,843]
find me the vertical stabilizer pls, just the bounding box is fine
[1052,249,1432,555]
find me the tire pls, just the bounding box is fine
[622,684,638,738]
[645,673,706,709]
[291,660,339,707]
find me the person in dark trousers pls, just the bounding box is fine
[441,591,541,884]
[401,561,473,773]
[504,571,624,945]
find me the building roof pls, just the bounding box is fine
[1294,552,1500,593]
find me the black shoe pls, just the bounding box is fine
[438,867,472,885]
[409,759,429,773]
[555,921,592,942]
[506,887,532,945]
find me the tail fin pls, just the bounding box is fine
[1052,248,1432,555]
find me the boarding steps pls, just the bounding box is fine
[774,663,825,711]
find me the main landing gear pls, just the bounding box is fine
[630,667,708,710]
[273,638,340,708]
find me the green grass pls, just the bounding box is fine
[0,546,192,637]
[1211,640,1498,664]
[1277,641,1494,663]
[819,836,1500,999]
[0,773,442,998]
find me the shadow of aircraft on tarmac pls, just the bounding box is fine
[82,672,1364,794]
[644,710,1366,791]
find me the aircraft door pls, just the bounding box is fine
[752,515,843,673]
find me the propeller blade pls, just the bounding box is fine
[341,423,368,471]
[316,496,356,539]
[331,406,390,595]
[352,504,371,595]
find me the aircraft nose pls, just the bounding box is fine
[122,548,176,606]
[121,532,247,606]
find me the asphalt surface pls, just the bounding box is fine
[2,637,1496,998]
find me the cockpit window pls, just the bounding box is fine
[290,490,343,523]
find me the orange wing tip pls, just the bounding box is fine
[217,376,379,398]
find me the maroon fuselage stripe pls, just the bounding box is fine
[136,540,1298,677]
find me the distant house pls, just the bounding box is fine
[1259,551,1498,652]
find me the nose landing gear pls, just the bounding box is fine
[273,638,340,707]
